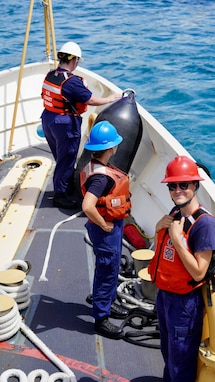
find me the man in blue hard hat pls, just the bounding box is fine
[80,121,131,339]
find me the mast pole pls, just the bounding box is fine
[7,0,35,155]
[43,0,51,60]
[6,0,58,156]
[48,0,58,68]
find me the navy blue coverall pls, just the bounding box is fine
[156,214,215,382]
[86,219,123,319]
[84,164,124,320]
[41,69,92,196]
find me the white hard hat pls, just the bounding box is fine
[58,41,84,61]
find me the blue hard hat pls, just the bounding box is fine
[84,121,123,151]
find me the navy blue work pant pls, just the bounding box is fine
[86,220,123,320]
[41,111,81,194]
[156,288,204,382]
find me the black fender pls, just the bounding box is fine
[94,89,143,173]
[74,89,143,196]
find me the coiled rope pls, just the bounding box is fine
[117,278,155,312]
[0,296,21,341]
[117,277,160,349]
[0,260,31,310]
[0,279,30,310]
[0,369,73,381]
[0,259,30,273]
[0,296,77,381]
[0,261,77,382]
[120,308,160,349]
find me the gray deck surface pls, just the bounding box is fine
[0,144,164,381]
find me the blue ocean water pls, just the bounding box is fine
[1,0,215,180]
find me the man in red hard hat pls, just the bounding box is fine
[148,156,215,382]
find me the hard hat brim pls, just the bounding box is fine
[84,136,123,151]
[161,175,204,183]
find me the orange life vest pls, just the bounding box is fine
[80,162,131,221]
[41,69,88,115]
[148,207,209,294]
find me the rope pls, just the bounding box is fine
[119,306,160,349]
[0,260,30,273]
[39,211,82,281]
[0,260,31,310]
[0,260,77,380]
[0,300,21,341]
[20,322,76,380]
[0,299,77,381]
[0,279,30,310]
[120,309,160,349]
[116,277,160,348]
[117,279,155,312]
[0,369,73,382]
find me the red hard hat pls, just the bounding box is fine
[161,156,205,183]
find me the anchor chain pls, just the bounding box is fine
[0,163,37,223]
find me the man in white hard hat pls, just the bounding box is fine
[41,41,121,209]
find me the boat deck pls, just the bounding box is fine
[0,144,163,382]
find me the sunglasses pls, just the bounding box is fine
[167,182,193,191]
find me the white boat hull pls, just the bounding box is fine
[1,61,215,239]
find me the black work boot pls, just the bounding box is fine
[86,294,129,319]
[110,302,129,319]
[94,318,123,339]
[53,193,78,209]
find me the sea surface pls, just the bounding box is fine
[1,0,215,180]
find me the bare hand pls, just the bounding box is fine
[107,93,121,103]
[102,221,114,232]
[156,215,174,233]
[169,217,185,241]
